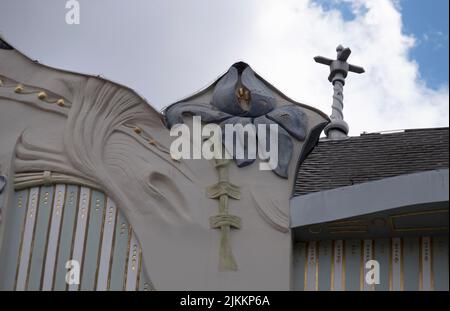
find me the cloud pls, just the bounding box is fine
[237,0,449,134]
[0,0,448,135]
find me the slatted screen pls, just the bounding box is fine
[294,237,449,291]
[0,185,154,291]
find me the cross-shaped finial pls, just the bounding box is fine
[314,45,365,139]
[314,45,365,83]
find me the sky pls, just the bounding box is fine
[0,0,448,135]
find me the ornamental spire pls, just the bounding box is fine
[314,45,365,139]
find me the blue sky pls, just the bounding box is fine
[316,0,449,90]
[401,0,449,89]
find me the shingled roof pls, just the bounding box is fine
[294,127,449,196]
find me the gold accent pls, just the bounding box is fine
[133,127,142,134]
[308,225,322,234]
[14,189,30,290]
[51,185,68,290]
[123,226,133,291]
[93,194,107,290]
[389,209,448,233]
[25,187,42,290]
[39,185,56,290]
[66,186,81,291]
[148,139,156,145]
[360,240,364,291]
[106,201,118,291]
[14,84,24,93]
[419,237,423,290]
[77,188,92,290]
[136,247,143,291]
[330,240,335,291]
[56,99,65,107]
[37,91,48,100]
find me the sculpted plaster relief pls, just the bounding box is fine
[0,43,328,290]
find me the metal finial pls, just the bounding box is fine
[314,45,365,139]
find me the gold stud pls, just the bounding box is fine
[14,84,24,93]
[148,139,156,145]
[37,91,48,100]
[56,99,65,107]
[133,127,142,134]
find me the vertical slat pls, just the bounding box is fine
[42,185,66,290]
[420,236,433,291]
[403,237,419,291]
[68,187,91,291]
[361,239,374,291]
[432,236,448,291]
[344,239,360,291]
[304,241,318,291]
[124,230,140,291]
[53,185,79,290]
[108,210,130,290]
[0,190,28,290]
[293,242,306,291]
[318,240,332,291]
[80,190,106,290]
[138,253,154,291]
[374,238,389,291]
[16,187,39,291]
[331,240,345,291]
[390,237,403,291]
[96,197,118,290]
[27,185,54,290]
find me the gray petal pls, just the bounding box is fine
[220,117,256,167]
[165,102,232,128]
[266,105,308,141]
[241,66,276,117]
[211,67,247,116]
[254,116,293,178]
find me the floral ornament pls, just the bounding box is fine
[165,62,308,178]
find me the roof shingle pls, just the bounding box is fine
[294,127,449,196]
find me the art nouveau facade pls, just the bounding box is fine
[0,37,448,291]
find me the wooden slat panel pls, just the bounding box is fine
[331,240,345,291]
[108,210,130,291]
[318,240,332,291]
[28,185,54,290]
[432,236,448,291]
[304,241,318,291]
[420,237,433,291]
[0,190,28,290]
[403,237,419,291]
[125,231,140,291]
[374,238,390,291]
[96,198,118,290]
[389,237,403,291]
[293,242,306,291]
[53,185,79,290]
[80,190,106,290]
[16,187,40,290]
[42,185,66,290]
[344,239,361,291]
[361,240,374,291]
[68,187,91,291]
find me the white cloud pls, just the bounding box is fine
[1,0,448,135]
[237,0,449,135]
